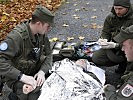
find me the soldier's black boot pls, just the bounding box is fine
[115,62,127,74]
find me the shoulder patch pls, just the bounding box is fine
[0,42,8,51]
[121,84,133,97]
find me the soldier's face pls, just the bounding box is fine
[114,6,128,17]
[122,39,133,62]
[39,23,51,35]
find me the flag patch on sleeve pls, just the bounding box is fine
[0,42,8,51]
[121,84,133,97]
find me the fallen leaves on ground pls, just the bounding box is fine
[90,23,103,29]
[62,23,69,27]
[82,24,89,28]
[0,0,64,41]
[91,16,97,19]
[49,37,59,42]
[78,36,85,40]
[67,37,74,41]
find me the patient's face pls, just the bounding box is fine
[75,59,87,69]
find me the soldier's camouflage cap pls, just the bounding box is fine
[33,5,54,25]
[113,0,131,8]
[114,25,133,43]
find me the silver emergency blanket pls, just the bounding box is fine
[38,58,106,100]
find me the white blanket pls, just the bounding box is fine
[38,58,106,100]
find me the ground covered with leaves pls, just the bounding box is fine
[0,0,64,41]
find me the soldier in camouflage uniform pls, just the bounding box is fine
[0,5,54,100]
[104,25,133,100]
[92,0,133,73]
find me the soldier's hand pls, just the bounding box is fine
[98,38,108,46]
[98,39,118,49]
[20,74,37,89]
[34,70,45,86]
[101,42,117,49]
[23,84,34,94]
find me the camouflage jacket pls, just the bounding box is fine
[101,5,133,41]
[0,20,52,81]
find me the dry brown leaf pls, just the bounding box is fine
[46,4,53,10]
[47,0,52,3]
[73,4,77,6]
[49,37,59,42]
[97,25,103,29]
[10,17,16,21]
[91,16,97,19]
[72,14,77,17]
[62,12,67,15]
[54,4,61,9]
[82,7,88,11]
[1,15,7,22]
[90,23,97,29]
[74,16,80,19]
[78,36,85,40]
[82,24,88,28]
[67,37,74,41]
[62,24,69,27]
[0,24,3,29]
[53,37,59,42]
[92,9,97,11]
[3,12,9,16]
[75,9,80,11]
[86,2,89,5]
[66,2,70,4]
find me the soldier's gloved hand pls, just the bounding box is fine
[98,39,118,49]
[23,84,34,94]
[20,74,37,89]
[101,42,118,49]
[34,70,45,86]
[98,38,108,46]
